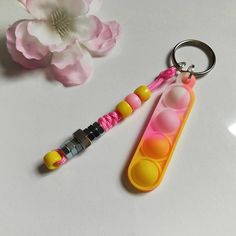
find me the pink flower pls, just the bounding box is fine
[6,0,120,86]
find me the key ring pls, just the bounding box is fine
[171,39,216,78]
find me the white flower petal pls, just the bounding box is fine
[74,15,102,41]
[26,0,61,19]
[51,42,82,69]
[49,38,74,52]
[82,20,120,56]
[57,0,89,17]
[27,20,64,51]
[51,42,93,86]
[6,20,50,69]
[15,21,49,60]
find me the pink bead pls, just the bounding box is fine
[125,93,142,110]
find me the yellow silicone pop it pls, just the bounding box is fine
[128,73,196,192]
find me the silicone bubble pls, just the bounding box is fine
[141,134,170,159]
[131,159,159,187]
[164,86,190,110]
[152,109,180,134]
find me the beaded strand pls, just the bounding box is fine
[44,67,177,170]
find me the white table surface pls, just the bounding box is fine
[0,0,235,236]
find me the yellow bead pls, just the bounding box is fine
[134,85,151,102]
[43,151,62,170]
[116,100,133,118]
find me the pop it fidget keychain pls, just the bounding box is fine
[43,39,216,191]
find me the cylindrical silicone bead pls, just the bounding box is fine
[134,85,151,102]
[44,151,62,170]
[125,93,142,110]
[116,100,133,118]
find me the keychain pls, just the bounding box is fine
[43,39,216,191]
[128,40,216,191]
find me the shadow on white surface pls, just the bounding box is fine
[36,162,52,176]
[0,35,27,77]
[0,35,57,85]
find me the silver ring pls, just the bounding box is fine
[171,39,216,78]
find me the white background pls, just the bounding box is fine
[0,0,235,235]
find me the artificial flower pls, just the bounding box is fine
[6,0,120,86]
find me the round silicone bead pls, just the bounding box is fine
[142,134,170,159]
[152,110,180,134]
[125,93,142,110]
[134,85,151,102]
[116,100,133,118]
[164,86,190,110]
[44,151,62,170]
[131,159,159,187]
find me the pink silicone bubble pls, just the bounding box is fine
[152,109,180,134]
[164,86,190,110]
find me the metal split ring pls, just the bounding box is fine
[171,39,216,78]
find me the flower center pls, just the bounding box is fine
[50,9,74,38]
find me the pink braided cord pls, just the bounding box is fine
[148,66,176,91]
[55,149,68,167]
[98,67,176,133]
[98,111,122,132]
[50,67,177,168]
